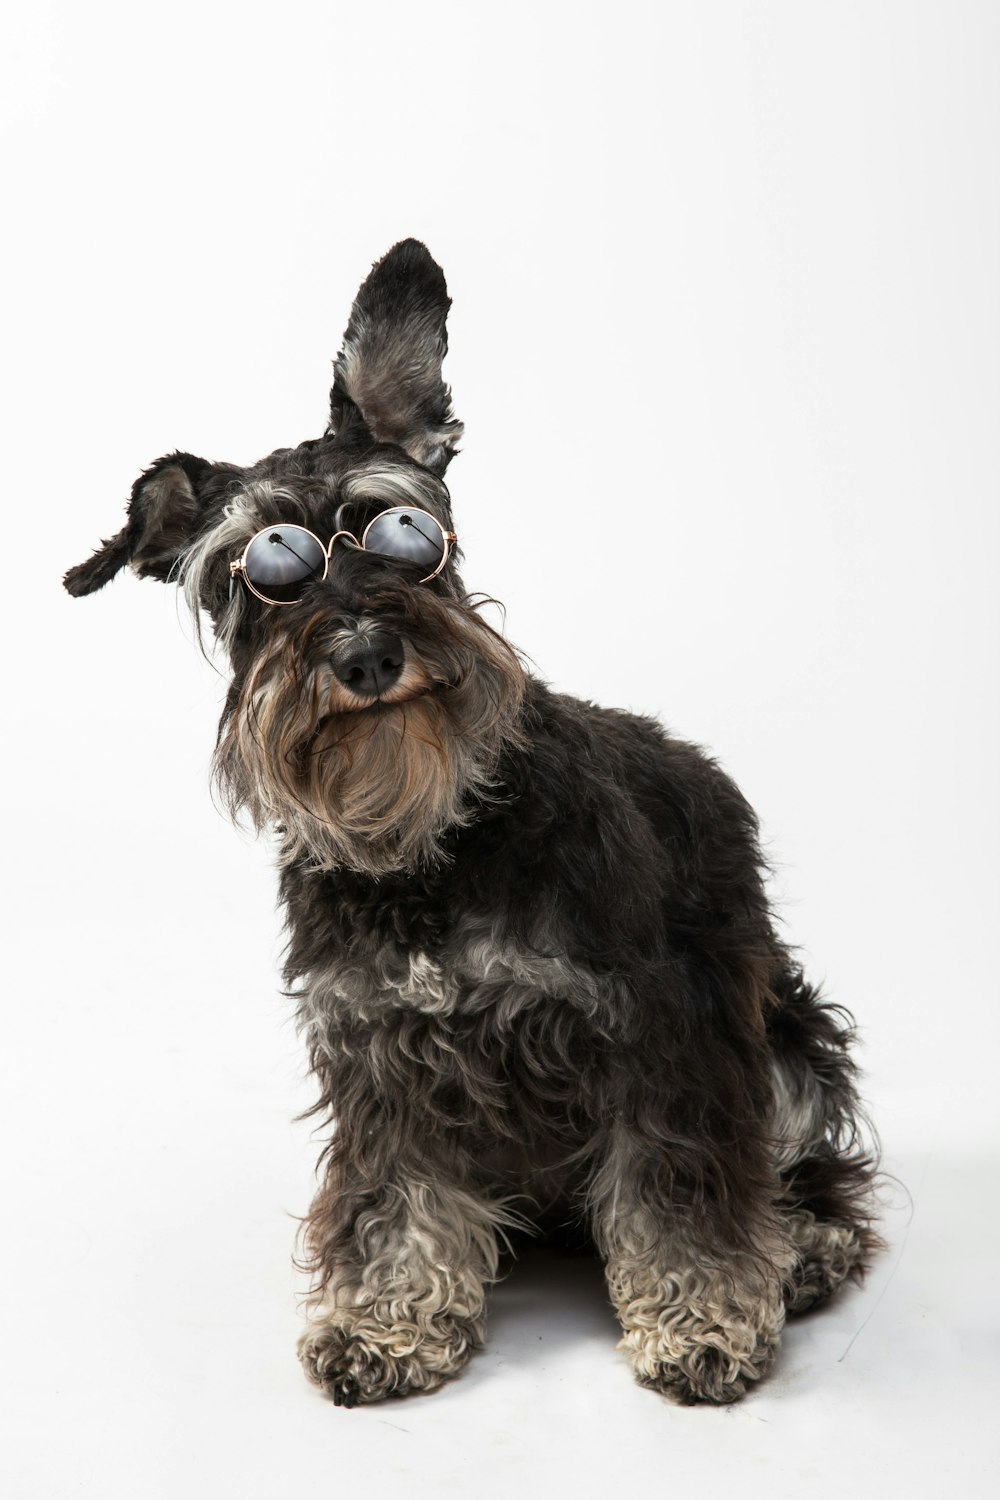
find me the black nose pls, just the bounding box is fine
[331,631,405,698]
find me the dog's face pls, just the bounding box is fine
[65,241,525,876]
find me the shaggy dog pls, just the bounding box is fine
[65,240,878,1406]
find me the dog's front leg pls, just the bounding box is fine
[592,1122,794,1405]
[298,1148,503,1406]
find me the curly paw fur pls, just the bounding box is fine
[298,1308,480,1405]
[636,1332,782,1405]
[606,1235,789,1406]
[621,1310,783,1405]
[784,1212,871,1315]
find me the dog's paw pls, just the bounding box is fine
[298,1309,478,1405]
[620,1314,782,1406]
[635,1334,779,1405]
[299,1323,396,1406]
[784,1216,870,1316]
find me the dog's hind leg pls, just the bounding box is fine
[768,970,881,1315]
[782,1208,871,1314]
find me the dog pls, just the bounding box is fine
[64,239,878,1407]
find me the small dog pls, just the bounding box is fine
[65,240,878,1407]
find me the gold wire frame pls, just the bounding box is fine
[230,507,458,605]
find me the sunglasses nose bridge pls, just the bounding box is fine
[327,529,362,560]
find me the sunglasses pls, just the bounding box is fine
[229,506,457,606]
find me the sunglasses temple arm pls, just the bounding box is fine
[401,516,443,551]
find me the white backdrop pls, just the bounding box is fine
[3,3,998,1497]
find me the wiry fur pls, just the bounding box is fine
[215,585,524,876]
[64,239,880,1408]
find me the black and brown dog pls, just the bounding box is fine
[65,239,879,1407]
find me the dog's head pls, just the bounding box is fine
[65,241,525,876]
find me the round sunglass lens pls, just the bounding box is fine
[363,509,445,573]
[243,526,326,603]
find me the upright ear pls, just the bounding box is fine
[64,452,220,597]
[329,239,463,475]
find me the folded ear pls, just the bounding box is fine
[329,239,463,475]
[64,452,219,597]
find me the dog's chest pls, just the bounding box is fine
[300,927,613,1029]
[298,925,617,1137]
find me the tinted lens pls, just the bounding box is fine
[243,526,327,603]
[363,508,445,575]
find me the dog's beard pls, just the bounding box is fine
[215,608,524,876]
